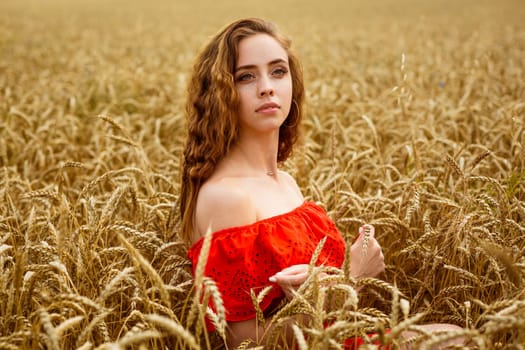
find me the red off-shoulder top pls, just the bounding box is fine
[187,201,346,329]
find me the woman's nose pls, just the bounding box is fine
[258,77,274,97]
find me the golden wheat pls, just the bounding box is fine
[0,0,524,348]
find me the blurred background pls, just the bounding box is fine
[1,0,524,348]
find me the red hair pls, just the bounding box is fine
[179,18,304,244]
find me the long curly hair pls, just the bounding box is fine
[179,18,304,244]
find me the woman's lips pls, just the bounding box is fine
[256,102,280,114]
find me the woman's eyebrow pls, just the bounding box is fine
[235,58,288,72]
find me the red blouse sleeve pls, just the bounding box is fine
[187,201,346,329]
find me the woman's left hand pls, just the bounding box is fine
[269,264,313,299]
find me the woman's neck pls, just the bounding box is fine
[228,131,279,176]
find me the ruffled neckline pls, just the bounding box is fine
[189,201,315,249]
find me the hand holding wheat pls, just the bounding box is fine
[349,224,385,279]
[269,264,313,300]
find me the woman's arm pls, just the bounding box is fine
[269,224,385,294]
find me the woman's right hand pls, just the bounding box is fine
[349,224,385,279]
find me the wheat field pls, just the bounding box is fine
[0,0,524,348]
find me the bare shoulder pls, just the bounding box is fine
[193,178,257,242]
[278,170,304,200]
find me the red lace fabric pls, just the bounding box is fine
[187,201,346,330]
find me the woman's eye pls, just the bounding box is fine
[236,73,254,82]
[272,67,288,77]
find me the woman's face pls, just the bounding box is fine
[234,33,293,137]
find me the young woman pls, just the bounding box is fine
[180,18,462,348]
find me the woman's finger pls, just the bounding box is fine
[277,264,309,275]
[269,271,308,285]
[361,224,375,238]
[280,272,308,285]
[352,224,375,244]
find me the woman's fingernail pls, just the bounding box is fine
[269,276,276,282]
